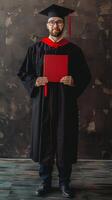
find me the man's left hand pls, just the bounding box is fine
[60,76,75,86]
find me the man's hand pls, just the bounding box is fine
[35,77,48,87]
[60,76,75,86]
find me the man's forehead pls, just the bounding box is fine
[48,17,63,22]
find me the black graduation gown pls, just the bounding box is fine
[17,37,91,164]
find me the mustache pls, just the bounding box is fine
[53,28,60,31]
[52,27,64,32]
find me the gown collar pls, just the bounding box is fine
[41,37,69,48]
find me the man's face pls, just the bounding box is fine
[47,17,64,37]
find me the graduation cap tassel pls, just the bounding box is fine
[44,84,48,97]
[68,15,72,38]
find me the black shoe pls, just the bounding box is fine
[35,183,51,197]
[60,184,73,198]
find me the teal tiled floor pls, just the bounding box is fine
[0,159,112,199]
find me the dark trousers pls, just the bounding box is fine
[39,158,72,186]
[38,86,73,186]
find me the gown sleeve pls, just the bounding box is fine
[17,46,38,98]
[72,47,91,98]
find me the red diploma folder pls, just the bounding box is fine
[43,55,68,96]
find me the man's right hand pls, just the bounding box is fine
[35,77,48,87]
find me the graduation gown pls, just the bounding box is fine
[17,37,91,164]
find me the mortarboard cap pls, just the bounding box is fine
[39,4,74,19]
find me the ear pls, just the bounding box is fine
[46,23,49,30]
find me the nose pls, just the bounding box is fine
[53,22,58,28]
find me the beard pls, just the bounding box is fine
[50,28,64,37]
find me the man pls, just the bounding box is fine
[17,4,91,198]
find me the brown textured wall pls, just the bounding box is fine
[0,0,112,159]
